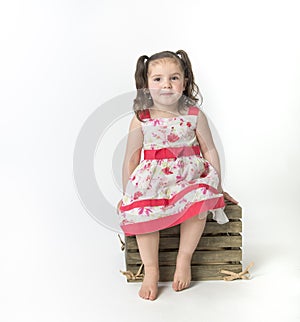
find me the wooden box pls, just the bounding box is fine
[123,200,242,282]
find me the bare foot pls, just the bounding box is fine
[172,253,192,292]
[139,266,159,301]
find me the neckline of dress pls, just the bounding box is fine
[148,115,188,120]
[148,107,191,120]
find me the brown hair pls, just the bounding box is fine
[133,50,203,122]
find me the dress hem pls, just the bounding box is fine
[121,195,226,236]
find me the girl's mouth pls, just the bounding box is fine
[160,92,174,96]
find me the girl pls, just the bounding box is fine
[117,50,238,301]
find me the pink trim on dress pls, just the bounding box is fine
[120,183,219,211]
[121,195,225,236]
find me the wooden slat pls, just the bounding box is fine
[197,235,242,249]
[125,263,243,282]
[223,203,242,219]
[125,235,242,250]
[126,249,242,265]
[204,221,242,233]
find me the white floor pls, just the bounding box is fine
[1,205,299,322]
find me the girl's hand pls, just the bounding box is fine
[222,191,239,204]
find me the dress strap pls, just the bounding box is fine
[188,106,200,115]
[139,109,151,120]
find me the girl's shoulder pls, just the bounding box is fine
[129,114,143,131]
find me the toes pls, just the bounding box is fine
[176,281,182,291]
[172,280,180,291]
[145,290,151,300]
[173,279,190,292]
[139,286,158,300]
[173,279,182,291]
[139,289,150,300]
[179,281,184,291]
[149,290,157,301]
[181,281,190,290]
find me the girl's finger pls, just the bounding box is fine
[223,192,239,204]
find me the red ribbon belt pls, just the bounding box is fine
[143,145,201,160]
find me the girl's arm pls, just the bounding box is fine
[195,109,223,192]
[195,109,239,204]
[122,115,144,194]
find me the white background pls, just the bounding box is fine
[1,0,299,321]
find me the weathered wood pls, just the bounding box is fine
[125,235,242,250]
[223,203,242,218]
[125,264,243,282]
[126,249,242,265]
[205,221,242,233]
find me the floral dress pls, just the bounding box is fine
[118,106,229,236]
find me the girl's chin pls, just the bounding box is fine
[153,95,181,105]
[152,101,179,108]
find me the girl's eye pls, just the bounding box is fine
[171,76,179,80]
[153,78,160,82]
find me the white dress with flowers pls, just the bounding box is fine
[118,106,229,236]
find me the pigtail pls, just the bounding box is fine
[134,55,149,89]
[176,49,203,106]
[133,55,153,121]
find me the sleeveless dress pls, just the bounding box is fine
[118,106,229,236]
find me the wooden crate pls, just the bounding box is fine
[124,200,242,282]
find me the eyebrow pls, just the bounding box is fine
[151,72,181,77]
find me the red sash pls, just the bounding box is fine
[143,145,201,160]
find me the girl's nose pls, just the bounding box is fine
[162,80,171,88]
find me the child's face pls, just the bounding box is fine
[147,58,187,108]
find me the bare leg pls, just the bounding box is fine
[172,212,207,291]
[135,231,160,300]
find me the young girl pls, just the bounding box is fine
[117,50,238,301]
